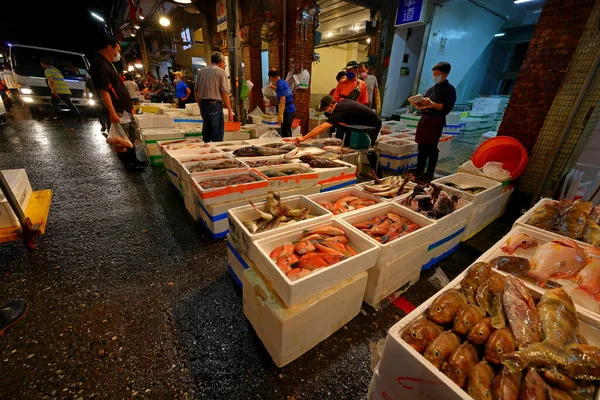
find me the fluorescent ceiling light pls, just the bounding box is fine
[134,25,140,29]
[174,0,192,3]
[494,33,505,37]
[90,12,105,22]
[367,38,371,43]
[134,63,143,68]
[326,31,333,38]
[127,65,135,71]
[131,33,136,37]
[159,17,171,27]
[514,0,536,4]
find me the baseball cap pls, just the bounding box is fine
[345,61,359,69]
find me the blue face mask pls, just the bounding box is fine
[324,111,331,118]
[433,75,443,84]
[346,71,356,80]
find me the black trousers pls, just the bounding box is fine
[50,94,80,117]
[416,143,439,177]
[281,111,295,137]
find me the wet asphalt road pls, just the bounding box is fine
[0,113,516,399]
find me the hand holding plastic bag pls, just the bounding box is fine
[106,111,133,149]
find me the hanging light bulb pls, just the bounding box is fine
[138,7,145,20]
[159,16,170,27]
[174,0,192,3]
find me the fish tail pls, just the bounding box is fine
[500,245,513,254]
[501,353,529,373]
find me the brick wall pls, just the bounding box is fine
[245,19,265,111]
[498,0,595,153]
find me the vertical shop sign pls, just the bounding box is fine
[216,0,227,32]
[395,0,428,27]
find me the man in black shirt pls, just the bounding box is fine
[413,61,456,180]
[89,36,145,172]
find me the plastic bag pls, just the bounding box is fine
[258,129,281,141]
[248,106,264,118]
[262,85,277,103]
[295,69,310,89]
[482,161,511,181]
[240,79,251,101]
[106,112,133,149]
[135,139,147,162]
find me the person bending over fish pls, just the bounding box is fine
[295,96,381,172]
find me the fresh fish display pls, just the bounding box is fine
[401,183,459,219]
[559,203,589,239]
[423,331,461,369]
[428,289,467,325]
[188,159,245,173]
[241,193,314,233]
[529,238,586,286]
[489,256,532,275]
[181,155,228,162]
[574,260,600,300]
[467,318,496,346]
[165,141,210,150]
[351,213,419,244]
[198,174,258,189]
[538,288,578,345]
[322,146,354,154]
[467,361,495,400]
[442,341,479,388]
[461,262,492,305]
[318,195,378,215]
[299,154,346,168]
[260,167,306,178]
[243,159,291,168]
[503,276,541,348]
[441,181,487,194]
[267,226,358,281]
[362,175,412,199]
[233,145,297,157]
[501,233,539,254]
[400,317,444,354]
[476,273,506,316]
[491,293,506,329]
[492,366,522,400]
[485,328,517,365]
[453,304,485,336]
[542,370,578,391]
[519,368,549,400]
[528,202,560,230]
[300,138,343,148]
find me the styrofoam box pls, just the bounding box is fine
[376,263,600,400]
[158,138,207,151]
[185,103,201,116]
[397,196,472,237]
[381,120,407,133]
[210,140,247,148]
[226,237,254,288]
[302,160,357,186]
[253,219,379,306]
[307,187,385,215]
[228,195,332,262]
[182,158,248,176]
[191,169,269,206]
[363,242,426,308]
[223,131,251,141]
[357,180,416,203]
[378,152,418,173]
[320,178,358,192]
[433,172,502,206]
[173,153,231,194]
[478,224,600,320]
[200,203,229,238]
[134,114,175,129]
[140,127,186,141]
[244,267,368,367]
[238,156,294,168]
[0,169,33,229]
[368,367,402,400]
[512,198,570,241]
[255,164,319,191]
[438,135,453,160]
[462,188,512,240]
[377,139,418,155]
[339,202,437,266]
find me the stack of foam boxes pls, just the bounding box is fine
[442,111,466,137]
[299,160,358,192]
[227,204,379,367]
[433,173,510,240]
[376,139,419,174]
[399,113,420,129]
[0,169,33,229]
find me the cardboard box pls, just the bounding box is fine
[0,169,33,228]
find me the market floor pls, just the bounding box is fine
[0,113,519,399]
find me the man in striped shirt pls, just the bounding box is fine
[40,57,81,120]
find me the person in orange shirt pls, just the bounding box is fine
[332,61,369,106]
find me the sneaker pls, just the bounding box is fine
[0,300,28,335]
[101,125,107,132]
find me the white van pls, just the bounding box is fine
[7,44,93,114]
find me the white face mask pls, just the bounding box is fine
[433,75,443,84]
[113,52,121,62]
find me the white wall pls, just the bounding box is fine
[382,25,426,117]
[417,1,505,102]
[311,44,358,96]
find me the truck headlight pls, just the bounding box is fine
[22,97,34,103]
[20,88,33,95]
[88,99,96,106]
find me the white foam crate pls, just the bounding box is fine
[210,140,247,148]
[255,164,319,191]
[244,268,368,367]
[357,180,416,202]
[320,177,358,192]
[0,169,33,228]
[368,367,402,400]
[477,225,600,320]
[227,237,253,288]
[253,219,379,307]
[438,135,453,160]
[139,127,186,141]
[182,158,248,176]
[308,159,357,185]
[376,264,600,400]
[134,114,175,129]
[396,195,472,234]
[223,131,251,141]
[191,169,269,206]
[513,198,576,242]
[376,139,418,155]
[377,152,418,173]
[173,153,231,194]
[433,172,503,206]
[228,195,332,262]
[422,221,467,270]
[380,120,407,133]
[185,103,201,116]
[462,188,512,240]
[363,242,426,308]
[307,187,385,216]
[339,202,437,266]
[158,138,209,152]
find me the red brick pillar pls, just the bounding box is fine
[285,0,315,134]
[245,19,266,111]
[498,0,596,153]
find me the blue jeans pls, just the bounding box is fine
[200,101,224,142]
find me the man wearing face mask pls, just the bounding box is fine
[332,61,369,106]
[413,61,456,180]
[90,35,145,172]
[358,63,380,114]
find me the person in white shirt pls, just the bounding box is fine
[358,62,381,114]
[123,73,140,105]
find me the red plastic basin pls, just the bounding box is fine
[472,136,528,179]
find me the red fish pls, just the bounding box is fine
[500,233,538,255]
[323,235,349,244]
[275,253,298,274]
[292,254,329,270]
[269,244,295,260]
[304,226,346,237]
[294,241,316,255]
[286,268,312,281]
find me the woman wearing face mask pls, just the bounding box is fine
[173,71,192,109]
[332,61,369,106]
[413,61,456,180]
